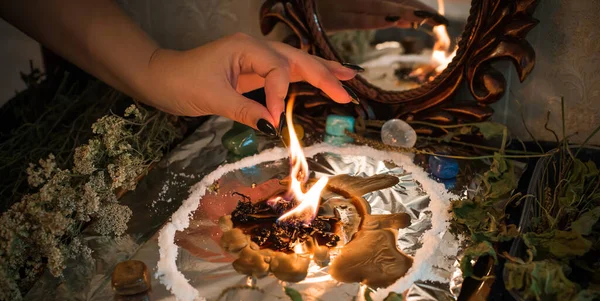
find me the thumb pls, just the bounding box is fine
[215,90,278,136]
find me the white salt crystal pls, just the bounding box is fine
[156,144,459,301]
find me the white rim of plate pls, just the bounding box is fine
[155,144,458,301]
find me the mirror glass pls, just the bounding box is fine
[316,0,470,91]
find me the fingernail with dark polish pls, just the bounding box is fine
[257,119,278,136]
[278,112,286,135]
[342,63,365,72]
[342,85,360,105]
[414,10,448,26]
[432,14,449,25]
[413,10,434,18]
[385,16,401,22]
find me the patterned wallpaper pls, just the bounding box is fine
[116,0,600,145]
[491,0,600,145]
[116,0,289,50]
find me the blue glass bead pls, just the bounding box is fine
[429,155,459,179]
[221,123,258,157]
[440,177,457,190]
[325,115,355,137]
[324,134,354,146]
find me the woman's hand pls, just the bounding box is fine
[142,33,358,135]
[2,0,358,134]
[317,0,448,32]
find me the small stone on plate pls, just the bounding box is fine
[324,134,353,146]
[282,124,304,144]
[325,115,355,136]
[440,177,457,190]
[111,260,150,296]
[381,119,417,148]
[221,123,258,156]
[429,155,459,179]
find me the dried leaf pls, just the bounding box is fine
[284,287,303,301]
[474,223,519,243]
[505,260,578,301]
[451,198,489,232]
[460,241,497,278]
[364,287,374,301]
[523,230,592,259]
[558,159,600,209]
[483,153,518,200]
[474,122,506,140]
[384,292,403,301]
[573,288,600,301]
[440,126,473,142]
[572,207,600,236]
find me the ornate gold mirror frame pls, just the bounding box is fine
[260,0,539,124]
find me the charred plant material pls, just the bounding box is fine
[223,173,414,286]
[230,199,340,252]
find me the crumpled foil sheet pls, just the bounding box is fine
[169,151,456,301]
[25,116,515,301]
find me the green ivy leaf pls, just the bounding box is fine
[473,122,506,140]
[573,288,600,301]
[523,230,592,259]
[473,223,519,243]
[364,287,374,301]
[284,287,303,301]
[483,153,517,200]
[505,260,578,301]
[383,292,403,301]
[572,207,600,236]
[451,198,489,232]
[460,241,497,278]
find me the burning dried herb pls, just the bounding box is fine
[230,199,340,253]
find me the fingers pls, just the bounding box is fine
[233,33,293,127]
[235,58,356,94]
[268,42,354,104]
[263,67,289,126]
[229,35,359,128]
[215,88,278,135]
[314,57,358,81]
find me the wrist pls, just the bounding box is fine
[134,48,183,114]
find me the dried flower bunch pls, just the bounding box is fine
[0,104,180,300]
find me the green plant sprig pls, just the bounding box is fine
[344,130,553,160]
[0,88,181,300]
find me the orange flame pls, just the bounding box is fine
[411,0,457,79]
[432,0,456,73]
[276,96,328,225]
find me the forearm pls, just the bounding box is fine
[0,0,158,99]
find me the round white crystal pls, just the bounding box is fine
[381,119,417,148]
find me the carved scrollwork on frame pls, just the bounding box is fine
[260,0,539,125]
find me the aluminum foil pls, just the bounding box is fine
[25,116,515,301]
[172,152,441,301]
[153,143,464,300]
